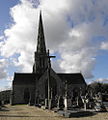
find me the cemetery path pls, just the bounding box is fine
[0,105,108,120]
[0,105,61,120]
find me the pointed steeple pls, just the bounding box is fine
[37,11,46,53]
[33,11,48,74]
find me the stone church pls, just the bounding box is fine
[11,12,87,109]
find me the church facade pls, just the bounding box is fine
[11,12,87,108]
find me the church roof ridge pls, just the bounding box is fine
[14,73,37,75]
[57,73,82,75]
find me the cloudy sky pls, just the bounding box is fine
[0,0,108,91]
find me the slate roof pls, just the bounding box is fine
[57,73,86,84]
[13,72,86,85]
[13,73,39,85]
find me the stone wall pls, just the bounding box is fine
[11,84,35,105]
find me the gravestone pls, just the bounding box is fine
[64,98,72,110]
[58,96,64,110]
[0,101,1,109]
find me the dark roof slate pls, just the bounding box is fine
[57,73,86,84]
[13,73,38,85]
[13,72,86,85]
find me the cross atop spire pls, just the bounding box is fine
[37,11,46,53]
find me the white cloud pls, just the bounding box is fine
[0,59,7,79]
[7,76,13,89]
[0,0,38,73]
[1,0,108,81]
[100,42,108,50]
[0,36,4,40]
[96,78,108,83]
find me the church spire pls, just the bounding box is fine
[37,11,46,53]
[33,11,48,74]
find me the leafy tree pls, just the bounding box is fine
[89,82,108,94]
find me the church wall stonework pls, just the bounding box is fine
[35,69,63,100]
[11,85,35,105]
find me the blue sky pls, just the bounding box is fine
[0,0,20,90]
[93,51,108,79]
[0,0,108,90]
[0,0,19,33]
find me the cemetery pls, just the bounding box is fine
[0,83,108,118]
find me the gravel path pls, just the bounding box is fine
[0,105,108,120]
